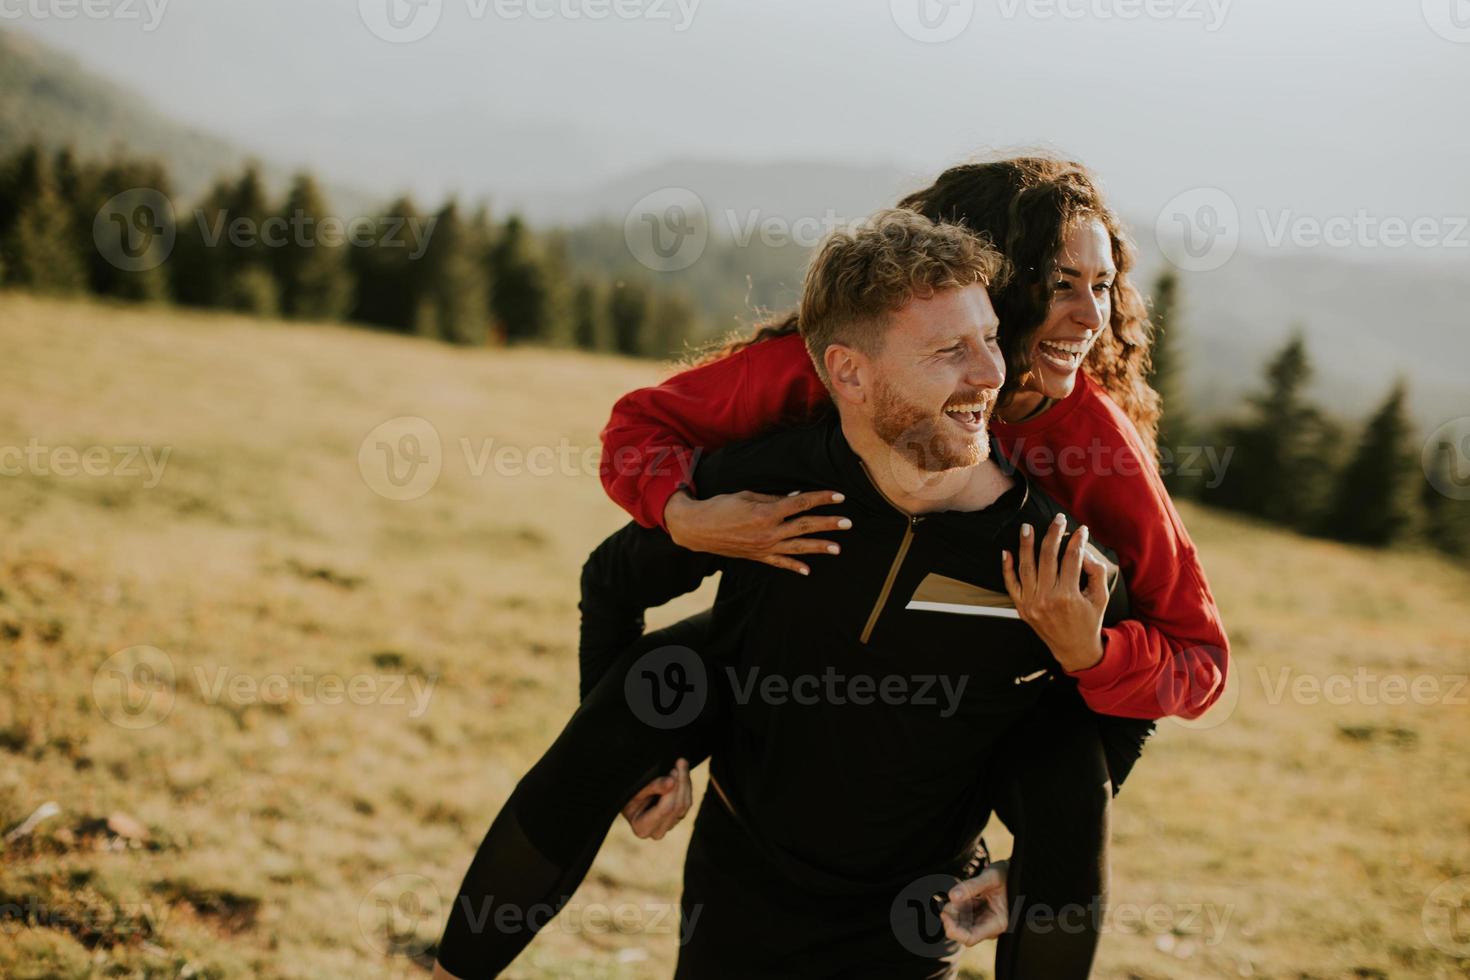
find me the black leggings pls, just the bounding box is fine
[435,613,1153,978]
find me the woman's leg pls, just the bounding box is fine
[434,611,718,979]
[989,682,1128,980]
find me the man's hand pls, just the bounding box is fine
[940,861,1009,946]
[620,758,692,840]
[663,489,852,576]
[1001,512,1109,672]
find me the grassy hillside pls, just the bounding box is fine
[0,292,1466,979]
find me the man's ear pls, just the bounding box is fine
[823,343,868,406]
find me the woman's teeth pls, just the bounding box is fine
[1038,340,1086,370]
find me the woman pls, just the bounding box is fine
[434,156,1229,979]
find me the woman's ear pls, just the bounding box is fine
[824,344,867,406]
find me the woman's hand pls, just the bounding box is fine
[620,758,692,840]
[941,860,1009,946]
[663,489,852,575]
[1001,513,1108,673]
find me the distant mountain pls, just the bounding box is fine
[4,25,1462,428]
[506,158,921,229]
[0,27,373,212]
[535,157,1468,427]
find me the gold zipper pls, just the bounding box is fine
[859,514,920,644]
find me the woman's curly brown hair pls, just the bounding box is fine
[704,154,1162,457]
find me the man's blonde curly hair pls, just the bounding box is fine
[798,208,1009,387]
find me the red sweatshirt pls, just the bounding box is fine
[598,331,1229,720]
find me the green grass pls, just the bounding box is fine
[1,292,1467,978]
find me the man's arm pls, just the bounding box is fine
[577,521,720,699]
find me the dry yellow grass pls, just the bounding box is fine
[0,291,1466,979]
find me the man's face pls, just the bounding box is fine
[864,284,1005,472]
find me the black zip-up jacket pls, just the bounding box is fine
[578,412,1128,894]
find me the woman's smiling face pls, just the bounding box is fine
[1013,217,1116,411]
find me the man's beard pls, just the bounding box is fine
[871,379,994,473]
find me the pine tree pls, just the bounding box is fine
[642,289,698,359]
[1320,382,1416,547]
[349,196,426,332]
[87,154,175,302]
[537,231,574,346]
[570,278,611,351]
[0,144,87,293]
[218,164,279,315]
[172,176,232,307]
[1200,332,1338,530]
[607,278,649,356]
[273,174,352,321]
[173,165,279,313]
[488,215,552,342]
[411,200,490,344]
[1148,270,1194,493]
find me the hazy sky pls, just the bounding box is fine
[12,0,1470,262]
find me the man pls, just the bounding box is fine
[434,210,1123,978]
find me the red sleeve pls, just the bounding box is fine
[1020,400,1230,721]
[599,332,830,528]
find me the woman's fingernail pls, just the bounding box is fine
[827,545,840,555]
[831,492,845,503]
[787,490,800,497]
[1053,512,1066,526]
[837,518,853,529]
[799,566,810,576]
[1021,523,1032,538]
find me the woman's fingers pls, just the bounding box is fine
[1016,523,1036,593]
[1037,513,1065,592]
[774,537,841,556]
[1060,524,1087,589]
[1082,551,1111,609]
[776,514,854,540]
[762,554,812,576]
[775,489,847,521]
[1000,550,1021,602]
